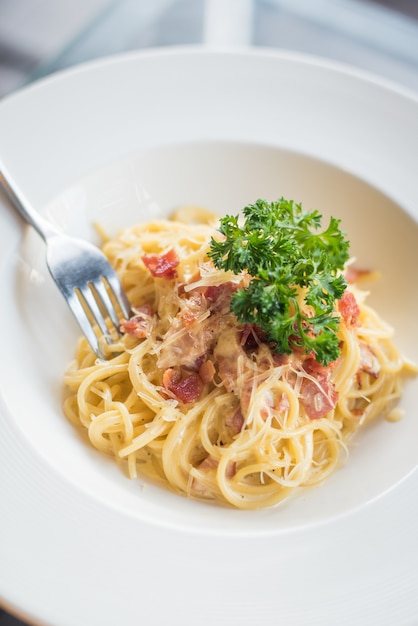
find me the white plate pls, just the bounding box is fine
[1,48,418,626]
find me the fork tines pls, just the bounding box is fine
[68,272,131,359]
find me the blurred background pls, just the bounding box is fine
[0,0,417,624]
[0,0,418,100]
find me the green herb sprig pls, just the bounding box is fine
[208,198,350,366]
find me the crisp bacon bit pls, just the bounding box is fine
[338,291,360,329]
[162,368,203,404]
[240,324,267,349]
[182,310,197,330]
[134,303,153,316]
[198,455,218,471]
[240,324,255,347]
[273,352,289,367]
[224,407,244,434]
[142,249,179,278]
[261,391,290,419]
[197,456,236,479]
[357,342,380,386]
[277,392,290,413]
[204,282,238,313]
[199,359,216,384]
[191,456,236,497]
[302,358,326,377]
[300,358,338,420]
[344,266,374,284]
[120,304,153,338]
[225,461,236,479]
[182,354,205,372]
[196,456,236,479]
[120,317,148,338]
[162,368,177,389]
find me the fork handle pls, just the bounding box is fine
[0,161,60,242]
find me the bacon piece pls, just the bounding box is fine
[300,358,338,420]
[162,368,203,404]
[190,456,236,497]
[182,311,195,330]
[302,358,325,377]
[240,324,256,347]
[338,290,360,329]
[345,266,374,284]
[120,304,153,338]
[142,249,179,279]
[356,342,380,386]
[240,324,269,349]
[225,461,236,478]
[120,317,148,338]
[259,390,291,421]
[135,303,153,316]
[205,282,239,314]
[199,359,216,384]
[183,354,206,372]
[224,406,244,435]
[196,457,236,479]
[276,392,290,414]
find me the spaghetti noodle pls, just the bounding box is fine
[63,206,416,509]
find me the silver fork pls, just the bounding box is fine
[0,162,131,359]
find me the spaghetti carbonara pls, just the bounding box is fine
[63,205,416,509]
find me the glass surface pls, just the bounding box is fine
[27,0,418,90]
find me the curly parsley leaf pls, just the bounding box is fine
[208,198,350,366]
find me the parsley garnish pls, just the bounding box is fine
[208,198,350,366]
